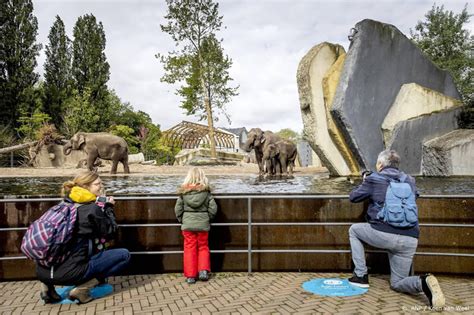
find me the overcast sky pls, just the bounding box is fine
[33,0,472,133]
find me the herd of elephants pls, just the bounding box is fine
[61,129,297,176]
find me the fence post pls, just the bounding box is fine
[248,197,252,275]
[10,152,13,167]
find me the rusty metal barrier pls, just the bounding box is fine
[0,194,473,279]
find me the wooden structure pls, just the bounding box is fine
[163,121,235,150]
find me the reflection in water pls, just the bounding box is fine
[0,175,473,197]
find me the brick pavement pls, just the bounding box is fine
[0,273,473,314]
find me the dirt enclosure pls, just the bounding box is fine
[0,163,328,178]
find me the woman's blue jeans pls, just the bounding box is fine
[82,248,130,282]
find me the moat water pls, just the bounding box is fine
[0,175,473,197]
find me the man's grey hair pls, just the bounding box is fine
[377,149,400,169]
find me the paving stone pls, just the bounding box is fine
[0,273,473,314]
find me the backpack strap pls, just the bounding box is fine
[398,174,408,183]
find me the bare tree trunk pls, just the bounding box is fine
[0,141,37,154]
[200,76,217,160]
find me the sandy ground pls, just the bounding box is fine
[0,163,329,177]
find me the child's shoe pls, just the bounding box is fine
[198,270,209,281]
[186,277,196,284]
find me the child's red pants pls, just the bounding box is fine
[182,231,210,278]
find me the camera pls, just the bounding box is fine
[96,196,112,204]
[361,170,373,179]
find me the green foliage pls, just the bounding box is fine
[411,4,474,127]
[152,137,181,165]
[0,0,42,129]
[276,129,301,142]
[0,125,16,148]
[108,124,140,154]
[0,125,18,166]
[16,109,51,141]
[43,15,72,128]
[140,124,163,160]
[72,14,112,131]
[62,88,99,136]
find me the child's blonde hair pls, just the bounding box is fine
[182,167,209,188]
[61,171,99,197]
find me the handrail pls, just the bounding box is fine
[0,195,473,274]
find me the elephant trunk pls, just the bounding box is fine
[63,141,72,155]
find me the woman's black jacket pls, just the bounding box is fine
[36,200,117,285]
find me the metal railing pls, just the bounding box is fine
[1,195,474,274]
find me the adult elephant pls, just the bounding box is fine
[262,140,297,176]
[63,132,130,174]
[243,128,280,175]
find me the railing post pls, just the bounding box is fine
[10,152,14,167]
[248,197,252,275]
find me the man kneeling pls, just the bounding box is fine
[348,150,445,310]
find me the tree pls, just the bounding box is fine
[43,15,72,129]
[0,0,42,130]
[411,4,474,128]
[72,14,111,131]
[276,128,301,142]
[159,0,239,159]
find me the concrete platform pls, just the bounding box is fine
[0,272,472,314]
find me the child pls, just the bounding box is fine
[175,167,218,284]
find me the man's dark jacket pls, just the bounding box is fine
[349,166,419,238]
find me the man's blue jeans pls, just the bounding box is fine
[349,223,422,294]
[82,248,130,282]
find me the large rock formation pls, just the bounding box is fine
[422,130,474,176]
[330,19,461,171]
[297,42,352,176]
[382,83,462,147]
[387,107,461,174]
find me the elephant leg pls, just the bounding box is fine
[255,151,264,175]
[122,155,130,174]
[110,159,119,174]
[280,158,287,176]
[87,154,98,172]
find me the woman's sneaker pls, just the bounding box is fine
[198,270,209,281]
[421,274,445,310]
[348,274,369,288]
[186,277,196,284]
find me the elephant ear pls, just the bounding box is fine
[78,133,86,148]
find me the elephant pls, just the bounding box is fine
[63,132,130,174]
[262,140,297,176]
[243,128,281,175]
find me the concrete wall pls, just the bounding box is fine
[422,130,474,176]
[388,107,461,175]
[382,83,462,146]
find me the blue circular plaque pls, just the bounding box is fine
[302,278,368,297]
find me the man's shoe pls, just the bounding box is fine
[421,274,445,310]
[186,277,196,284]
[198,270,209,281]
[348,274,369,288]
[40,283,62,304]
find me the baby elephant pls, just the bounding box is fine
[263,140,297,176]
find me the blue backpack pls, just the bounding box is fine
[372,173,418,228]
